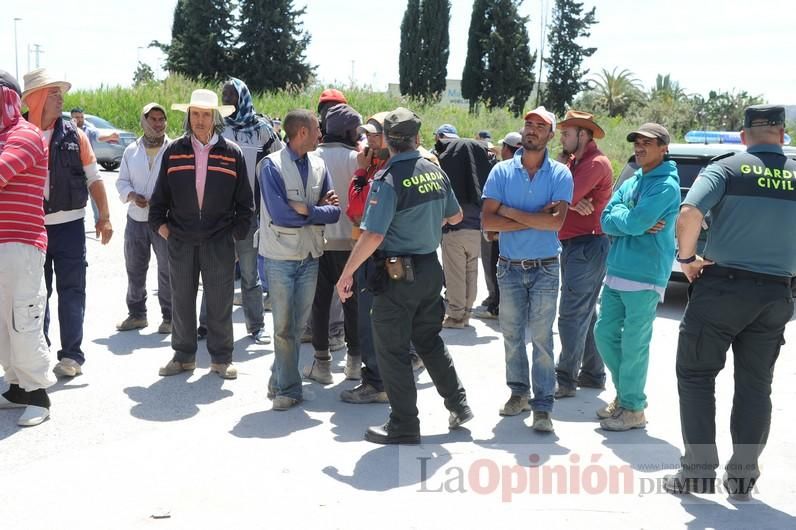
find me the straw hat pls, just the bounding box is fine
[21,68,71,103]
[172,89,234,117]
[556,110,605,139]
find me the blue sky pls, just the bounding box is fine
[2,0,793,104]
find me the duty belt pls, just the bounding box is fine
[702,265,795,287]
[498,256,558,269]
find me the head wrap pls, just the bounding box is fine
[1,86,22,133]
[224,77,274,143]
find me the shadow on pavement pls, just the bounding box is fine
[230,408,323,439]
[322,433,473,492]
[678,491,796,529]
[124,372,233,422]
[475,416,570,467]
[554,391,611,423]
[441,327,498,346]
[597,428,682,472]
[93,330,171,356]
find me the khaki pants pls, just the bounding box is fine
[441,229,481,320]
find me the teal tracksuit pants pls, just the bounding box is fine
[594,285,660,411]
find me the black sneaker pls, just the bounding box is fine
[365,423,420,445]
[448,405,474,429]
[663,471,716,495]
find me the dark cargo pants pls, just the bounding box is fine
[371,253,467,435]
[676,266,794,488]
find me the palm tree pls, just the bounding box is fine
[650,73,687,103]
[589,67,644,117]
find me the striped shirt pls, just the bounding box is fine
[0,118,48,252]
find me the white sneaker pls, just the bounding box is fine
[18,405,49,427]
[53,358,82,378]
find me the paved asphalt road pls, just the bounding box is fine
[2,169,794,529]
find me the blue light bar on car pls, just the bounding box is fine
[685,130,792,145]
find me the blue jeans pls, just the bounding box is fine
[265,256,319,399]
[357,259,382,391]
[257,254,268,292]
[235,222,264,333]
[556,235,609,390]
[43,219,87,364]
[497,258,559,412]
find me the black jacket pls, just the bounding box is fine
[149,134,253,244]
[436,138,494,231]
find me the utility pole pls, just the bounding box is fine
[13,17,22,79]
[32,44,43,68]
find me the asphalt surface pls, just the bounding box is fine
[2,169,795,529]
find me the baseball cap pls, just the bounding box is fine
[524,106,556,130]
[0,70,21,96]
[383,107,422,139]
[142,102,167,117]
[435,124,459,138]
[318,88,347,105]
[499,131,522,148]
[626,123,670,145]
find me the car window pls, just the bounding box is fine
[85,115,116,129]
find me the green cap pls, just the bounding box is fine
[383,107,421,139]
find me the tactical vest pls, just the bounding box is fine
[258,149,326,260]
[45,118,88,214]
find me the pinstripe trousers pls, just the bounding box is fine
[168,234,235,364]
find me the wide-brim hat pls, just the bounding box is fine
[21,68,71,103]
[557,110,605,139]
[172,89,234,117]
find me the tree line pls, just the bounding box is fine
[149,0,767,136]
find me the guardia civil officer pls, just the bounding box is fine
[336,107,473,444]
[664,105,796,500]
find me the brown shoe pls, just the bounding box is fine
[210,363,238,380]
[159,359,196,377]
[596,397,620,419]
[116,315,148,331]
[600,408,646,431]
[499,394,531,416]
[442,316,466,329]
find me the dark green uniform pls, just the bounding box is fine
[360,149,468,436]
[676,132,796,493]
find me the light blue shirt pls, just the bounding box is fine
[482,148,573,259]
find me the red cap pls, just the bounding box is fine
[318,88,347,105]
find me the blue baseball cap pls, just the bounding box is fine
[435,124,459,138]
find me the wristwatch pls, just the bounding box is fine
[676,254,697,264]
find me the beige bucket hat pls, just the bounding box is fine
[21,68,71,103]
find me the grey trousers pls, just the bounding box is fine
[124,217,171,320]
[168,234,235,364]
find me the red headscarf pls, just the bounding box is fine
[0,86,22,133]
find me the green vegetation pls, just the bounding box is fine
[64,73,714,176]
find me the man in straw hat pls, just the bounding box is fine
[553,110,614,399]
[115,102,172,335]
[0,70,54,426]
[21,68,114,379]
[149,89,253,380]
